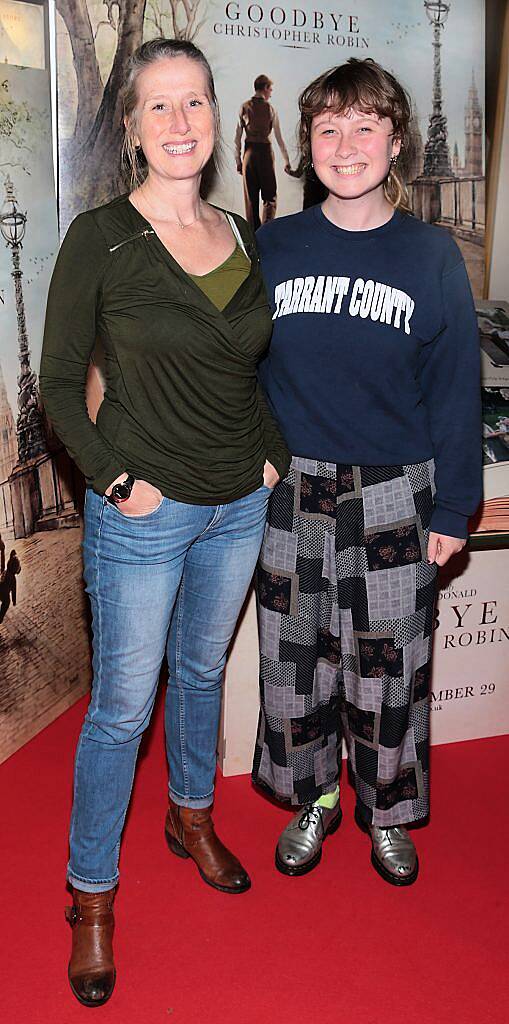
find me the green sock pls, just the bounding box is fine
[315,786,339,809]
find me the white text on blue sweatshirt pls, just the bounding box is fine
[272,275,415,335]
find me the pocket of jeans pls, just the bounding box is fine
[107,496,165,520]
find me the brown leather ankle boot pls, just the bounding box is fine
[65,887,116,1006]
[165,798,251,894]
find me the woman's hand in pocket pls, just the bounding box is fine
[263,460,280,491]
[107,477,164,517]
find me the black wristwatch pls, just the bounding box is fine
[107,474,136,504]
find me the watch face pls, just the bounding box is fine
[113,480,132,501]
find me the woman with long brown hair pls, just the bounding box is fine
[253,58,481,885]
[41,37,288,1007]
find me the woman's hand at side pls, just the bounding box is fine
[263,460,280,490]
[105,475,163,516]
[427,532,466,567]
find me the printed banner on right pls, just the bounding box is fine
[430,548,509,745]
[221,548,509,777]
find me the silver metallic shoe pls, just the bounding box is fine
[355,808,419,886]
[275,801,342,876]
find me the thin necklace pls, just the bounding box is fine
[175,206,202,229]
[133,190,203,230]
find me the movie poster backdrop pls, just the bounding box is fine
[2,1,497,766]
[0,0,90,764]
[55,0,485,291]
[56,0,507,768]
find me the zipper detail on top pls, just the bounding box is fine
[109,228,155,253]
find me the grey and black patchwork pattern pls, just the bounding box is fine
[252,458,438,826]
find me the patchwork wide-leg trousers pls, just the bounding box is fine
[252,457,438,826]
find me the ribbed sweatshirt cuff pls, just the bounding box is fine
[429,505,470,540]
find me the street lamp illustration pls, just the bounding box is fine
[423,0,452,177]
[0,177,47,463]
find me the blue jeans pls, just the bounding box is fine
[68,485,269,893]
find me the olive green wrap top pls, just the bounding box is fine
[40,194,290,503]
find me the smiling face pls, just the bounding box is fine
[310,107,401,203]
[128,55,215,185]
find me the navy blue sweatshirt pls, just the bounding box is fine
[258,205,482,539]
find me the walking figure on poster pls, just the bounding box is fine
[0,550,21,624]
[234,74,291,230]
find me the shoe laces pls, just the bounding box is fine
[374,825,406,847]
[298,803,323,831]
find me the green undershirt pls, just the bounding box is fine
[188,244,251,311]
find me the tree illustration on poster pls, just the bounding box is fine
[146,0,206,39]
[0,77,47,178]
[57,0,203,228]
[56,0,145,226]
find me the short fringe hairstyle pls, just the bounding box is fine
[121,37,221,193]
[298,58,412,211]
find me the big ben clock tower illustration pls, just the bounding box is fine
[464,71,483,176]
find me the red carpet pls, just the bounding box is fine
[3,694,508,1024]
